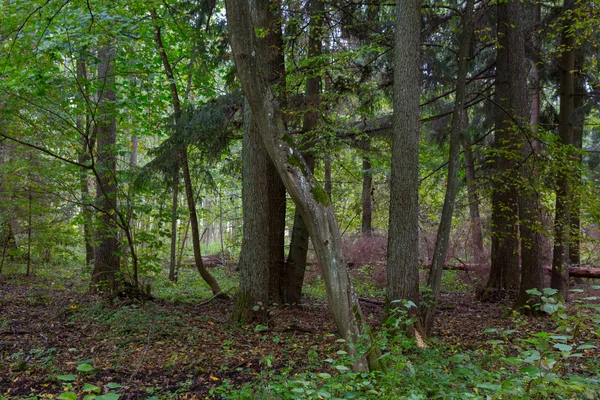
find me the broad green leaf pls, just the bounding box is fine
[77,363,94,372]
[83,383,101,393]
[58,393,77,400]
[57,374,77,382]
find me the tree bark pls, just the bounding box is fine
[361,140,373,237]
[462,131,486,265]
[281,0,324,305]
[169,171,179,282]
[151,9,224,296]
[513,0,545,310]
[76,57,95,267]
[422,0,473,334]
[387,0,421,310]
[91,41,121,293]
[225,0,382,371]
[551,0,577,299]
[232,104,270,323]
[487,0,521,294]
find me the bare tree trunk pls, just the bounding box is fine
[281,0,323,305]
[422,0,473,334]
[151,9,224,296]
[232,104,270,322]
[225,0,383,371]
[91,41,121,293]
[462,131,486,265]
[570,48,585,266]
[487,0,520,294]
[361,140,373,237]
[387,0,421,311]
[169,171,179,282]
[76,58,95,267]
[514,0,545,310]
[552,0,577,299]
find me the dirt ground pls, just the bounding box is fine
[1,273,599,399]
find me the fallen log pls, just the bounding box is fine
[420,263,600,279]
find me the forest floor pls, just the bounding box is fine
[1,267,600,399]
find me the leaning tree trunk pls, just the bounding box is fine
[225,0,383,371]
[487,0,521,294]
[151,9,224,296]
[281,0,324,305]
[422,0,473,334]
[387,0,421,313]
[91,41,121,293]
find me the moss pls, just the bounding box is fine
[311,184,331,206]
[282,133,295,147]
[287,153,307,176]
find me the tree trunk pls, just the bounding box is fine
[514,0,545,310]
[423,0,473,333]
[151,9,224,296]
[387,0,421,310]
[264,0,288,304]
[463,132,486,265]
[232,104,270,323]
[551,0,577,299]
[487,0,520,294]
[225,0,383,371]
[91,41,121,293]
[76,58,95,267]
[569,48,585,266]
[281,0,324,305]
[324,154,332,198]
[361,140,373,237]
[169,171,179,282]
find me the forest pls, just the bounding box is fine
[1,0,600,398]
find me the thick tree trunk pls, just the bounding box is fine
[264,0,288,304]
[551,0,577,300]
[225,0,382,371]
[232,106,270,323]
[387,0,421,310]
[91,42,121,293]
[514,0,545,309]
[281,0,323,304]
[422,0,473,334]
[487,1,520,293]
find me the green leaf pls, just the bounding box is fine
[335,365,350,373]
[107,382,123,389]
[476,382,501,391]
[542,288,559,296]
[553,343,573,352]
[317,373,331,379]
[77,363,94,372]
[83,383,101,393]
[526,288,542,296]
[520,365,540,375]
[96,394,120,400]
[57,374,77,382]
[541,303,560,315]
[576,344,597,350]
[58,393,77,400]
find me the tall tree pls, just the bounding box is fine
[90,41,121,293]
[514,0,545,309]
[387,0,421,311]
[552,0,578,299]
[487,0,521,294]
[225,0,382,371]
[281,0,324,305]
[423,0,474,334]
[150,9,224,297]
